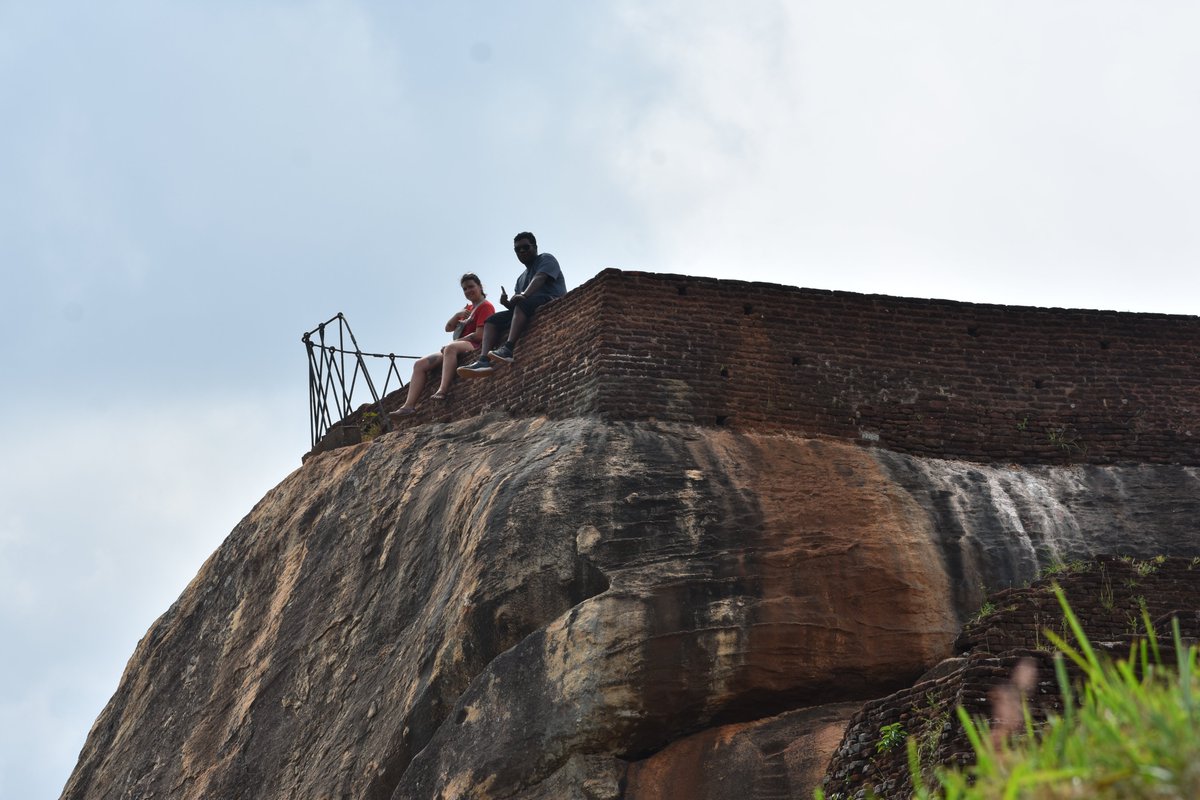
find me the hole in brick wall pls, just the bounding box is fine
[743,304,753,315]
[715,415,729,426]
[1100,339,1111,350]
[967,326,980,337]
[792,356,803,366]
[720,366,730,379]
[1034,379,1045,389]
[677,285,688,296]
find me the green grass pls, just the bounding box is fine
[816,587,1200,799]
[916,587,1200,799]
[1037,559,1091,580]
[968,600,998,625]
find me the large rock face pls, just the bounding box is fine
[61,415,1200,800]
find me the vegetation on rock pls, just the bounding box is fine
[821,586,1200,799]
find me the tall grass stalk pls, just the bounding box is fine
[818,587,1200,799]
[914,586,1200,799]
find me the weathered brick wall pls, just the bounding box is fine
[313,269,1200,465]
[588,270,1200,464]
[308,273,608,456]
[820,648,1062,800]
[954,555,1200,653]
[821,556,1200,800]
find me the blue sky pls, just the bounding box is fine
[2,2,1199,797]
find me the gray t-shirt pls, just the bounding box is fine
[514,253,565,300]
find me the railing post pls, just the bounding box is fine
[302,314,421,450]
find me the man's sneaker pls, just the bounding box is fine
[457,357,494,378]
[489,344,515,365]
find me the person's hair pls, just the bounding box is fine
[513,231,537,249]
[460,272,486,297]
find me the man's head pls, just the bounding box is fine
[513,232,537,266]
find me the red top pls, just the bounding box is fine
[460,300,496,347]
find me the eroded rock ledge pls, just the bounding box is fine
[61,416,1200,800]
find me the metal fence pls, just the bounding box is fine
[302,313,420,449]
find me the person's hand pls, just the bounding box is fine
[499,286,509,304]
[455,307,471,321]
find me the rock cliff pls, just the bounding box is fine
[61,414,1200,800]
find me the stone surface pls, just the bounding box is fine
[624,701,862,800]
[61,416,1200,800]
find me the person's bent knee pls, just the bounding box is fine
[485,312,513,342]
[516,294,554,318]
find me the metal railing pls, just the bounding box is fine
[302,313,420,448]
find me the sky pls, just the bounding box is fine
[2,2,1199,797]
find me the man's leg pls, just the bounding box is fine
[490,297,553,364]
[489,308,527,365]
[506,307,530,345]
[458,314,511,378]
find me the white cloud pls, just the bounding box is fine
[0,0,422,382]
[600,1,1200,312]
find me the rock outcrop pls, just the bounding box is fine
[61,415,1200,800]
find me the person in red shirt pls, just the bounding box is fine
[392,273,495,416]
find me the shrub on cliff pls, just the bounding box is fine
[931,587,1198,798]
[818,587,1200,799]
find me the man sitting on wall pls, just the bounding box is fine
[458,231,566,377]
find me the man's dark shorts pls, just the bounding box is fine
[486,294,556,333]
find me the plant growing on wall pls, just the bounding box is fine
[899,588,1200,800]
[360,410,384,442]
[876,722,908,754]
[1046,425,1087,456]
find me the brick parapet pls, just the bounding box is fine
[310,269,1200,465]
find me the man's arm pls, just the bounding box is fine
[512,254,562,302]
[511,272,548,302]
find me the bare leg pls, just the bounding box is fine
[401,353,442,410]
[436,340,475,395]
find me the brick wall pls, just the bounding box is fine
[312,269,1200,465]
